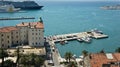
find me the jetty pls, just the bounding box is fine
[0,17,35,20]
[46,29,108,43]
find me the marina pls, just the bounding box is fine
[46,29,108,44]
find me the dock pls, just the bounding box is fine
[46,29,108,43]
[0,17,35,20]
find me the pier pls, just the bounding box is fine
[46,29,108,43]
[0,17,35,20]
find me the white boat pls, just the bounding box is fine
[81,37,91,43]
[0,4,20,12]
[77,38,83,42]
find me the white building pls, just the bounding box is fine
[16,19,44,47]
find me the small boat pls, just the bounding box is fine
[81,37,91,43]
[77,38,83,42]
[64,40,68,44]
[0,4,20,12]
[60,40,68,45]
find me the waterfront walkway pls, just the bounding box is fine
[46,29,108,67]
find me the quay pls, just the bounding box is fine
[45,29,108,67]
[46,29,108,43]
[0,17,35,20]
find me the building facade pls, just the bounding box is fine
[0,27,19,48]
[0,19,44,48]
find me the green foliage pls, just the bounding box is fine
[82,50,88,57]
[64,52,73,63]
[19,53,45,67]
[115,47,120,53]
[4,59,15,67]
[0,48,8,58]
[68,61,77,67]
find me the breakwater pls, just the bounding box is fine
[0,17,35,20]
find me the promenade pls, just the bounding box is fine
[46,29,108,67]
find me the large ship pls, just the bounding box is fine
[0,0,43,10]
[0,4,20,12]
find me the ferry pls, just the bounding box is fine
[0,4,20,12]
[101,5,120,10]
[0,0,43,10]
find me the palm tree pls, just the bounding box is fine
[115,47,120,53]
[64,52,73,63]
[0,48,8,67]
[82,50,88,67]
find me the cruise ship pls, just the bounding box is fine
[0,0,43,10]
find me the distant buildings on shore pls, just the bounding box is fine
[0,18,44,48]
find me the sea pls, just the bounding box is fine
[0,1,120,57]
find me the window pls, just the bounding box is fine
[16,36,18,38]
[32,29,34,31]
[32,37,34,40]
[36,33,37,35]
[39,33,40,35]
[1,39,4,41]
[32,43,34,45]
[2,44,4,47]
[39,30,40,31]
[7,36,9,38]
[17,41,18,43]
[32,33,34,35]
[16,32,18,34]
[1,34,3,37]
[39,37,40,39]
[36,37,37,39]
[36,42,37,45]
[8,41,9,43]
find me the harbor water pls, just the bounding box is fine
[0,1,120,57]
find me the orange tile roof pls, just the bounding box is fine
[90,53,120,67]
[0,26,18,33]
[16,22,44,29]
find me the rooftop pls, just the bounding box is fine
[90,53,120,67]
[0,26,18,33]
[16,22,44,29]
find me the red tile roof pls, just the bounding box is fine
[16,22,44,29]
[90,53,120,67]
[0,26,18,33]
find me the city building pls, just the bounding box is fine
[85,53,120,67]
[0,26,20,48]
[0,18,44,48]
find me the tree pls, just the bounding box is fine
[68,62,77,67]
[19,54,45,67]
[4,59,15,67]
[115,47,120,53]
[82,50,88,67]
[0,48,8,67]
[64,52,73,63]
